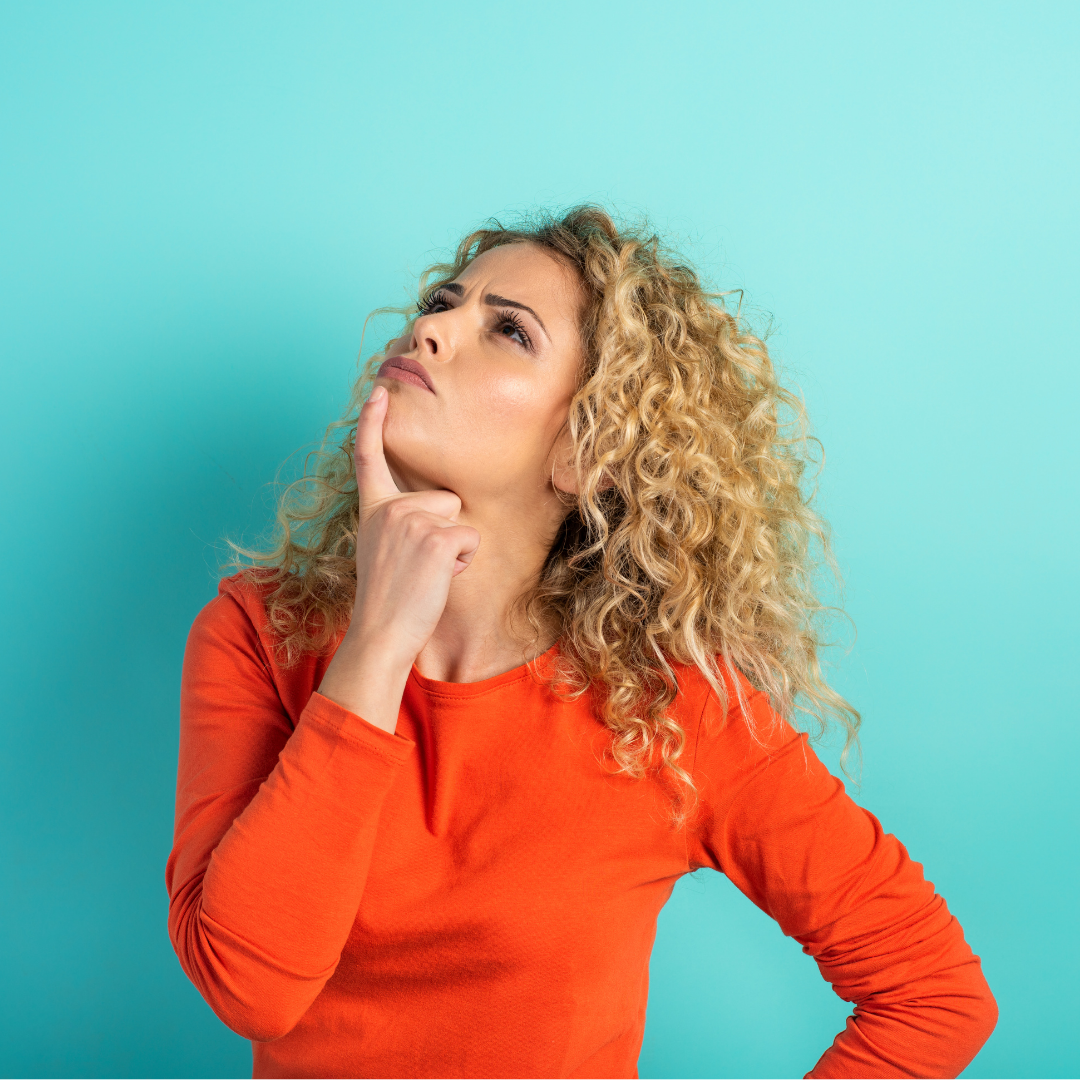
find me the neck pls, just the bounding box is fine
[413,494,563,684]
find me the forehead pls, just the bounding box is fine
[457,243,582,323]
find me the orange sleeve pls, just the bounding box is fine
[688,689,997,1079]
[165,589,414,1042]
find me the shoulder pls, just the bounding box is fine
[209,569,275,628]
[671,659,807,783]
[670,658,781,737]
[185,571,276,669]
[185,571,327,723]
[674,664,842,866]
[184,570,292,683]
[188,569,281,633]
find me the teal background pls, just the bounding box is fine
[1,2,1076,1077]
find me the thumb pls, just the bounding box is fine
[449,525,481,577]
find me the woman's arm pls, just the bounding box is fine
[689,689,997,1078]
[168,389,480,1042]
[166,588,414,1042]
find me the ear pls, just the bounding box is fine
[549,425,613,496]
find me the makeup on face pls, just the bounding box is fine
[377,355,436,393]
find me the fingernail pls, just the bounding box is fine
[370,386,386,403]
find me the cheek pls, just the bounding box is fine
[479,371,540,411]
[466,371,569,445]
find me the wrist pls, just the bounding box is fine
[317,631,415,734]
[334,628,415,679]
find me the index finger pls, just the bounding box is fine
[355,386,400,505]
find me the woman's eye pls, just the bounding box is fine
[417,290,452,315]
[497,314,531,349]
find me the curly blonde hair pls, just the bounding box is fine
[234,205,860,809]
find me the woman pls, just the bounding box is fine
[167,206,997,1079]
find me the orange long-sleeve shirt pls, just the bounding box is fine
[167,574,997,1079]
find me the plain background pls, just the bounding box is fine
[1,2,1077,1077]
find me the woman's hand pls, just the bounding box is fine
[317,386,480,732]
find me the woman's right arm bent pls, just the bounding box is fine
[167,588,414,1042]
[167,387,479,1041]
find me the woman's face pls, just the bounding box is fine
[376,242,584,511]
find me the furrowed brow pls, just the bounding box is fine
[484,293,550,340]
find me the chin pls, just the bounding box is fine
[382,431,457,494]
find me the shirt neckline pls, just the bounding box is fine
[408,641,560,698]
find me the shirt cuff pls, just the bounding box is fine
[299,690,416,764]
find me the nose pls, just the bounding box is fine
[410,310,449,361]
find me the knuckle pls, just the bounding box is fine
[422,530,448,555]
[384,499,408,521]
[397,510,418,532]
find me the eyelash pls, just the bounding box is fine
[416,289,452,316]
[416,289,533,351]
[495,309,532,350]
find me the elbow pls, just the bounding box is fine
[174,954,322,1042]
[169,896,329,1044]
[949,954,999,1056]
[967,973,999,1052]
[214,996,309,1043]
[182,960,329,1044]
[927,960,1000,1073]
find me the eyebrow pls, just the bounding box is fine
[436,282,550,341]
[484,293,550,340]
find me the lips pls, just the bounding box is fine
[377,356,435,394]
